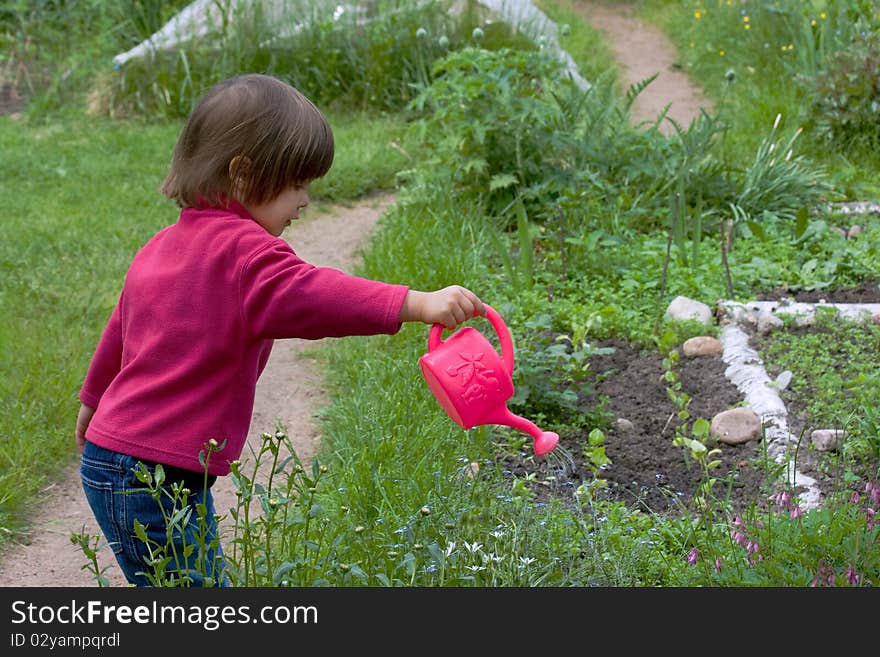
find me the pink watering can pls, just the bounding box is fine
[419,305,559,456]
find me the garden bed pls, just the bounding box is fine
[502,281,880,515]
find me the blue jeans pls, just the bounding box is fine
[80,441,228,587]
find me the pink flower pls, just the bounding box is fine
[811,561,836,587]
[789,504,803,520]
[846,565,860,586]
[714,558,722,573]
[851,491,860,505]
[687,547,699,565]
[865,507,875,531]
[771,490,792,515]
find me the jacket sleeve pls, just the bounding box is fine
[240,240,409,340]
[79,294,124,408]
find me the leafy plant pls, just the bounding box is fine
[508,312,613,429]
[808,27,880,151]
[408,45,570,216]
[673,483,879,586]
[731,113,833,238]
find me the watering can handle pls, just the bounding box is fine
[427,304,514,376]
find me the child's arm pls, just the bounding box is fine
[80,295,124,409]
[75,403,95,452]
[399,285,485,330]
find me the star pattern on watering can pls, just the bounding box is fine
[445,352,500,404]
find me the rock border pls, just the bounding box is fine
[717,299,879,509]
[667,295,879,510]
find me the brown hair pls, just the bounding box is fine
[160,74,334,208]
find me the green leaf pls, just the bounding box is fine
[746,219,769,241]
[692,417,711,439]
[489,173,518,191]
[795,206,809,239]
[588,428,606,445]
[515,198,534,289]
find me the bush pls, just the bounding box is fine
[808,27,880,151]
[408,45,569,217]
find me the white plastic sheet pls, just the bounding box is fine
[112,0,590,90]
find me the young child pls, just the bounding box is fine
[76,73,484,587]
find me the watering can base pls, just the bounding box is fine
[533,431,559,456]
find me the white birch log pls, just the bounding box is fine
[719,323,822,510]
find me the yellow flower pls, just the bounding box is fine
[744,24,750,30]
[811,19,817,26]
[743,16,750,23]
[719,49,725,56]
[820,12,827,19]
[694,10,702,19]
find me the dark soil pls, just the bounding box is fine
[501,280,880,515]
[756,279,880,304]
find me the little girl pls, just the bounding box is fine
[76,73,484,586]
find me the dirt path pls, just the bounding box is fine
[0,194,393,587]
[574,0,712,132]
[0,1,709,588]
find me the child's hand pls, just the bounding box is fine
[400,286,485,330]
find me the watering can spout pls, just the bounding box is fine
[481,406,559,457]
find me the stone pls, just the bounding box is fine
[847,225,863,239]
[773,370,793,391]
[710,407,762,445]
[665,296,713,325]
[811,429,844,452]
[682,336,723,357]
[615,418,634,432]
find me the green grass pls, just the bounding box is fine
[635,0,880,200]
[0,117,175,535]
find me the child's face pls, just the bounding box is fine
[246,184,310,237]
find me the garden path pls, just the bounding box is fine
[0,1,711,586]
[574,0,712,131]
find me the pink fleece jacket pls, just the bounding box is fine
[80,200,409,476]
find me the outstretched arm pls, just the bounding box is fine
[399,285,485,330]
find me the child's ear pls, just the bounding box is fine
[229,155,252,198]
[229,154,252,180]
